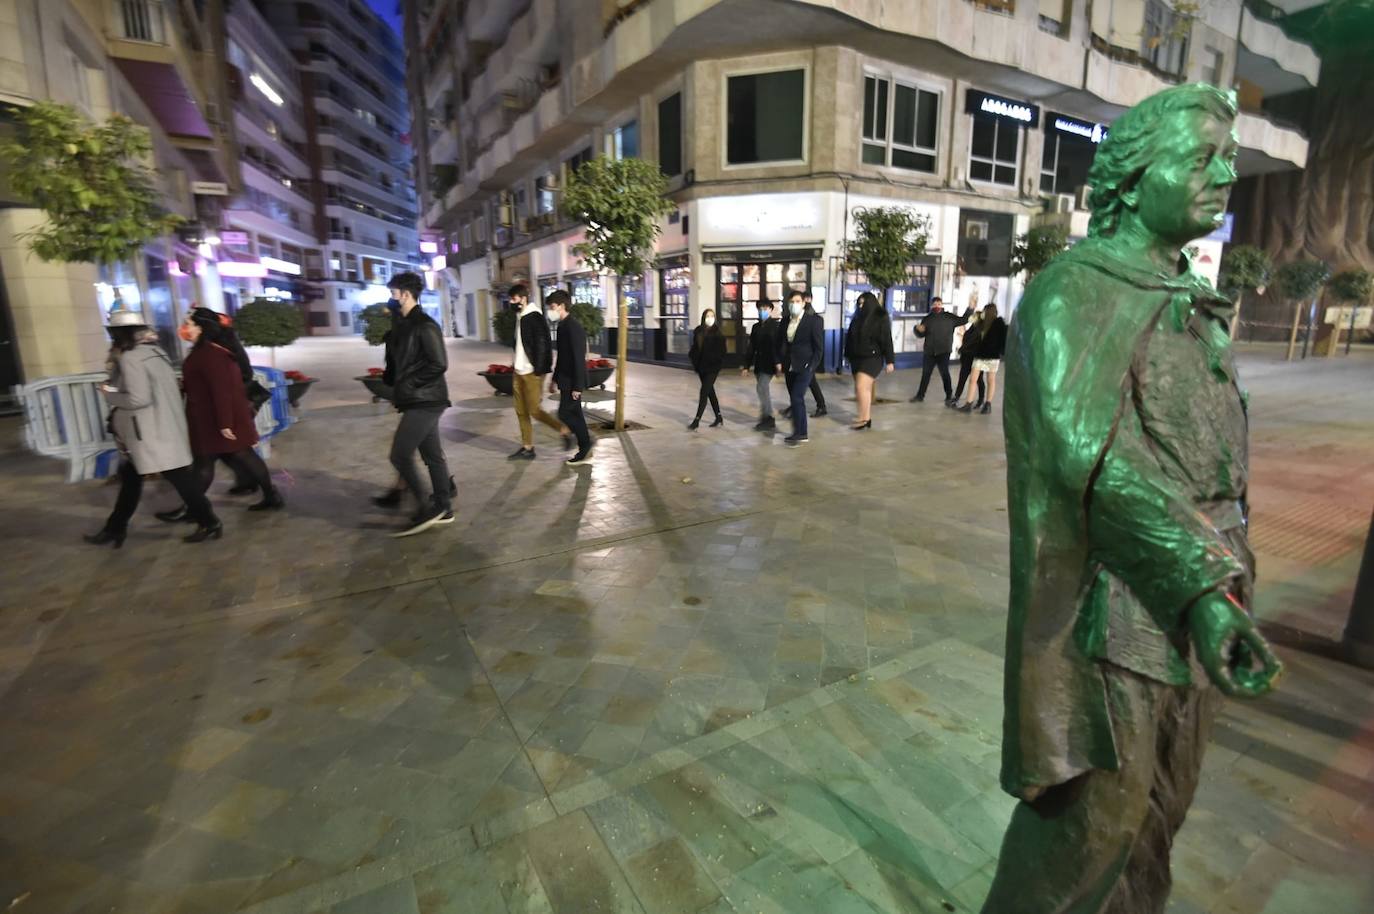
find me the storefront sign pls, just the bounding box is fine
[966,90,1040,128]
[698,194,823,241]
[1048,112,1109,144]
[701,246,823,265]
[191,181,229,196]
[655,252,690,270]
[220,231,250,246]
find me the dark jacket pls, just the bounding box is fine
[517,309,553,375]
[183,342,259,456]
[780,308,825,374]
[744,318,781,374]
[385,307,450,410]
[689,325,726,375]
[958,321,983,364]
[914,308,969,357]
[553,315,589,392]
[971,317,1008,360]
[845,306,895,364]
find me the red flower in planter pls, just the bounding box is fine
[590,359,612,369]
[284,370,313,382]
[367,367,385,377]
[484,363,514,374]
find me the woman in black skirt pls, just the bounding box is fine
[844,292,894,430]
[687,309,727,429]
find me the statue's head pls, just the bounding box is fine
[1087,84,1238,245]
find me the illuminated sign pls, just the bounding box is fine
[431,254,447,271]
[216,260,268,278]
[966,90,1040,128]
[1048,112,1109,144]
[419,241,439,254]
[261,256,302,275]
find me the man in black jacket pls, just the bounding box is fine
[508,284,571,460]
[384,272,453,536]
[910,297,968,404]
[741,298,781,431]
[778,290,825,444]
[780,291,828,419]
[546,290,593,465]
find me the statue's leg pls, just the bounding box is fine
[1102,682,1220,914]
[981,667,1160,914]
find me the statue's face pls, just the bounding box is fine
[1131,111,1237,245]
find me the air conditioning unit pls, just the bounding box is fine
[1055,193,1074,214]
[1076,185,1092,211]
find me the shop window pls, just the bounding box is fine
[969,116,1019,187]
[726,69,805,165]
[1039,133,1096,195]
[862,76,939,174]
[658,93,682,177]
[611,120,638,160]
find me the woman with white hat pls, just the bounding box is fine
[85,311,220,547]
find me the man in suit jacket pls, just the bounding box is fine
[778,290,824,444]
[547,290,594,466]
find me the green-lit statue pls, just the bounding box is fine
[982,84,1284,913]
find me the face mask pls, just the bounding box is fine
[546,309,559,322]
[705,316,715,327]
[758,310,770,321]
[177,324,194,341]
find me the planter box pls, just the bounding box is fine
[356,376,393,401]
[286,379,316,407]
[587,365,614,389]
[478,371,515,396]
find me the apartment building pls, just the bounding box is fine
[404,0,1320,367]
[0,0,237,389]
[255,0,428,335]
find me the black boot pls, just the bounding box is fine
[956,402,974,413]
[83,528,126,549]
[979,402,993,415]
[248,490,285,512]
[184,520,224,543]
[688,417,701,430]
[709,414,724,428]
[155,506,191,523]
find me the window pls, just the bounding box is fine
[309,311,330,328]
[336,288,346,300]
[339,311,351,327]
[969,116,1020,187]
[862,76,939,173]
[536,175,557,214]
[1039,133,1096,195]
[1142,0,1189,77]
[611,120,638,159]
[726,69,805,165]
[958,210,1014,276]
[1202,47,1224,87]
[658,92,682,177]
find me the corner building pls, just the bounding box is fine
[405,0,1319,366]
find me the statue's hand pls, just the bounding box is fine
[1190,592,1283,698]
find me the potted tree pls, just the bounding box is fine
[1218,244,1273,340]
[1325,268,1374,355]
[0,101,182,302]
[845,206,931,298]
[234,298,309,403]
[562,156,675,431]
[1274,260,1331,361]
[1010,224,1070,282]
[355,303,394,401]
[477,306,520,395]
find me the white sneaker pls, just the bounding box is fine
[391,507,450,538]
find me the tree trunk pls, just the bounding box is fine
[614,296,627,431]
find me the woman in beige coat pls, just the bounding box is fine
[85,311,220,547]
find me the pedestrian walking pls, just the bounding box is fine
[84,311,220,548]
[547,290,594,466]
[844,291,895,430]
[508,283,573,459]
[780,291,828,419]
[910,297,968,404]
[956,303,1007,414]
[741,297,781,431]
[950,302,985,408]
[219,318,271,495]
[381,271,454,536]
[779,290,824,445]
[162,307,282,539]
[687,308,726,429]
[373,296,455,507]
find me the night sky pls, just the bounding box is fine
[367,0,403,36]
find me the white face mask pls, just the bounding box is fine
[705,316,716,327]
[547,309,560,322]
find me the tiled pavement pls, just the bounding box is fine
[1,338,1372,914]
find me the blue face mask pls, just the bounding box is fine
[758,310,771,321]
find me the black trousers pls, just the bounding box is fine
[954,356,986,403]
[809,373,826,408]
[695,370,721,420]
[916,352,953,399]
[106,461,215,533]
[195,449,274,497]
[390,406,450,511]
[558,387,591,453]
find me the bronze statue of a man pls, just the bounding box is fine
[982,84,1284,914]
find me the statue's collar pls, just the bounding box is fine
[1063,236,1230,306]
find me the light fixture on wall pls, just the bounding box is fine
[250,73,284,107]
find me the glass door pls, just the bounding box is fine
[620,275,646,357]
[660,265,692,360]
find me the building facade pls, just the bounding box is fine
[0,0,237,391]
[404,0,1319,366]
[253,0,428,335]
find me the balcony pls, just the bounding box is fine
[460,0,557,117]
[1237,3,1321,96]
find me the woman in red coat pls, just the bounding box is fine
[175,307,284,532]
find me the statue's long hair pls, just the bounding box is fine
[1086,84,1237,239]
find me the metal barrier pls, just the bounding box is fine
[12,366,294,483]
